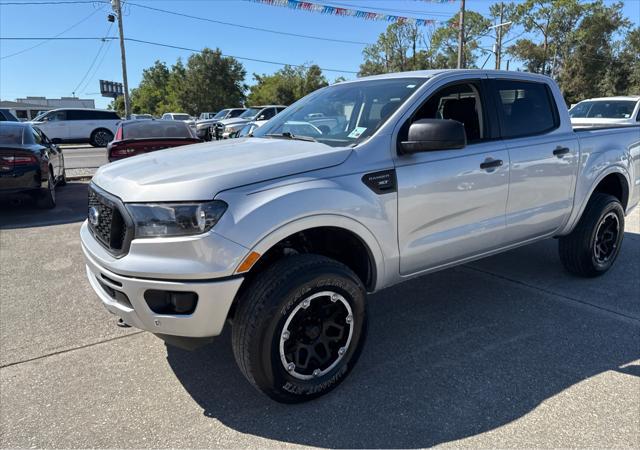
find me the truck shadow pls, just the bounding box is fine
[0,182,88,229]
[166,235,639,448]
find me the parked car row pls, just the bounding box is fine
[209,105,287,140]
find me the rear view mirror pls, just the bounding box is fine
[400,119,466,154]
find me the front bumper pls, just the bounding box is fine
[81,220,247,338]
[83,245,243,337]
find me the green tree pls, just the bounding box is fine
[507,0,585,76]
[358,22,432,76]
[247,64,328,105]
[431,11,492,69]
[179,48,246,115]
[558,1,630,103]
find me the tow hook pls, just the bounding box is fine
[116,318,131,328]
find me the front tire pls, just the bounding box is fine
[89,128,114,147]
[559,193,624,277]
[232,254,367,403]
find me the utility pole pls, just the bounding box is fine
[495,2,504,70]
[457,0,466,69]
[112,0,131,119]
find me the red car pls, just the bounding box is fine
[107,120,200,162]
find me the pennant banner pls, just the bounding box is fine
[248,0,448,26]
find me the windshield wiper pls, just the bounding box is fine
[267,132,317,143]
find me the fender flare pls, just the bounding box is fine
[561,165,631,235]
[244,214,386,291]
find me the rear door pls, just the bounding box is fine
[489,78,579,243]
[66,109,92,140]
[395,78,510,275]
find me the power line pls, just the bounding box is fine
[79,35,114,94]
[125,1,371,46]
[124,37,359,74]
[72,22,113,95]
[0,5,104,59]
[0,1,106,4]
[0,36,359,73]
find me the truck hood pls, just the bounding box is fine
[92,137,352,202]
[217,117,250,127]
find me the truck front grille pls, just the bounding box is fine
[87,185,132,257]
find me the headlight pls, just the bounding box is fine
[126,200,227,238]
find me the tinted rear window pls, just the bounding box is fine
[172,114,191,121]
[494,80,558,138]
[122,121,194,139]
[0,125,24,144]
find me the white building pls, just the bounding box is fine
[0,96,96,121]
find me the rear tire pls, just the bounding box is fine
[89,129,113,147]
[231,254,367,403]
[37,172,56,209]
[58,168,67,187]
[559,193,624,277]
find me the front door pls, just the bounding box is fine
[395,80,510,275]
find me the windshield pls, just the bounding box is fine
[122,121,194,139]
[33,111,47,121]
[212,110,229,119]
[569,100,637,119]
[240,108,261,119]
[253,77,427,147]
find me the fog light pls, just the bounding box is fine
[144,290,198,315]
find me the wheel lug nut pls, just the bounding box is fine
[331,294,338,302]
[313,369,321,377]
[346,315,353,324]
[282,331,290,340]
[287,363,295,372]
[338,347,346,355]
[301,299,310,309]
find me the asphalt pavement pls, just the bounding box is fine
[61,144,107,169]
[0,183,638,448]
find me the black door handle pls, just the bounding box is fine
[553,146,570,157]
[480,159,503,170]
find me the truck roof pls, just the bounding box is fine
[577,96,640,102]
[347,69,555,83]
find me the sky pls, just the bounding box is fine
[1,0,639,109]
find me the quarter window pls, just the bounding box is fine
[494,80,558,138]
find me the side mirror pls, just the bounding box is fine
[257,115,265,121]
[400,119,466,154]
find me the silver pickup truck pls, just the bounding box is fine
[81,70,640,403]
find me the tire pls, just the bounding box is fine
[37,172,56,209]
[559,193,624,277]
[57,168,67,187]
[89,128,114,147]
[232,254,367,403]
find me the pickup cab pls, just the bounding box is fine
[81,70,640,403]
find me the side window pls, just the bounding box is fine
[31,128,42,144]
[261,108,276,120]
[276,107,286,114]
[97,110,119,120]
[636,102,640,122]
[411,82,486,143]
[494,80,558,138]
[47,111,66,121]
[66,110,86,121]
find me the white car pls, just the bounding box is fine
[161,112,196,130]
[30,108,121,147]
[569,96,640,127]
